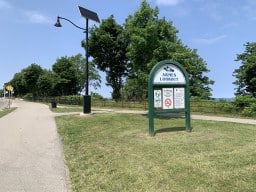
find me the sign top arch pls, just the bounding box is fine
[149,60,189,85]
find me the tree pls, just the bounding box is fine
[68,54,101,93]
[233,42,256,96]
[9,71,28,97]
[23,64,43,99]
[8,54,101,98]
[37,70,58,97]
[89,15,129,100]
[123,0,213,99]
[52,57,79,95]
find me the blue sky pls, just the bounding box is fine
[1,0,256,98]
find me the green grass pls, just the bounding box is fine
[50,105,82,113]
[56,113,256,192]
[0,107,16,118]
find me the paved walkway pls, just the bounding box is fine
[0,99,69,192]
[191,114,256,125]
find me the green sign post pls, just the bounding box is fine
[148,60,191,136]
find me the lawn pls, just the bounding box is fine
[56,113,256,192]
[0,107,16,118]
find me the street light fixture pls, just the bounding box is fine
[54,6,100,114]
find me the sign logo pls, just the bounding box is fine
[164,98,172,107]
[163,66,174,72]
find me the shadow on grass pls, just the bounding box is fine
[155,126,187,135]
[143,113,185,119]
[155,113,185,119]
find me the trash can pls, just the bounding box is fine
[51,100,57,108]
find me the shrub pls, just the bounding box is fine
[234,95,256,109]
[23,93,34,101]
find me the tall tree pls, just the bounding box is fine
[37,70,58,97]
[23,64,43,99]
[88,15,129,100]
[9,71,28,97]
[52,57,78,95]
[233,42,256,96]
[68,54,101,93]
[124,0,213,99]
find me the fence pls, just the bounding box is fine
[190,100,237,115]
[35,96,239,115]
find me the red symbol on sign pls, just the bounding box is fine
[165,98,172,107]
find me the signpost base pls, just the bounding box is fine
[83,95,91,114]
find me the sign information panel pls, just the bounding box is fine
[162,88,174,109]
[174,88,185,109]
[153,88,186,110]
[154,90,162,108]
[148,60,191,136]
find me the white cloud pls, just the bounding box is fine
[192,35,227,45]
[156,0,181,6]
[24,11,51,24]
[0,0,11,9]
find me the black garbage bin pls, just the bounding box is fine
[51,100,57,108]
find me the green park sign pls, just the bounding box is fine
[148,60,191,136]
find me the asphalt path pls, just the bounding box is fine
[0,99,69,192]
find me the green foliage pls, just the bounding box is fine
[123,0,213,99]
[52,57,79,95]
[37,70,57,97]
[234,42,256,96]
[190,98,236,114]
[23,93,34,101]
[88,1,213,100]
[233,95,255,109]
[8,54,101,98]
[190,96,256,117]
[23,64,43,99]
[9,71,27,97]
[89,15,128,100]
[233,95,256,117]
[68,54,101,92]
[91,92,104,100]
[121,78,147,101]
[58,95,83,105]
[241,103,256,117]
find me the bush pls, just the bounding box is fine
[23,93,34,101]
[59,95,83,105]
[234,95,256,117]
[241,103,256,117]
[234,95,256,109]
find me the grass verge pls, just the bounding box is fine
[0,107,16,118]
[56,113,256,192]
[50,105,82,113]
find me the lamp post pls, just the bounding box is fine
[54,6,100,114]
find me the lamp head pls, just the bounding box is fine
[54,16,62,27]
